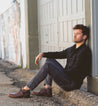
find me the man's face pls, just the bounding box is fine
[73,29,86,43]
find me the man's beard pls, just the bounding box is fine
[73,39,83,43]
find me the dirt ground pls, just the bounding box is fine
[0,59,75,106]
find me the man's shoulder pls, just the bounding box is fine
[83,45,91,53]
[79,45,91,57]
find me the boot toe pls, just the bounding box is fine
[8,89,30,98]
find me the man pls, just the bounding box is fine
[8,24,91,98]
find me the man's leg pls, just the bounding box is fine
[26,59,72,91]
[44,74,52,89]
[44,59,73,91]
[8,58,57,98]
[43,59,63,88]
[8,59,72,98]
[26,59,63,90]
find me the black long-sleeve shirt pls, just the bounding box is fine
[43,44,92,88]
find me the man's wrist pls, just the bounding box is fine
[42,53,44,56]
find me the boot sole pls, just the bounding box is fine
[8,95,30,98]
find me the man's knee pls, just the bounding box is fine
[43,59,55,70]
[45,60,53,66]
[46,58,56,62]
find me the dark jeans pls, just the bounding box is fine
[27,59,74,91]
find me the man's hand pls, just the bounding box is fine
[35,53,44,65]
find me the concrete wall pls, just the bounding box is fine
[27,0,39,69]
[0,0,39,69]
[0,1,27,68]
[38,0,85,67]
[86,0,98,95]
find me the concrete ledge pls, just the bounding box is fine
[53,82,98,106]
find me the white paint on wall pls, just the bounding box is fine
[19,0,27,68]
[38,0,85,67]
[0,1,27,68]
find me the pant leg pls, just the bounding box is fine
[44,59,74,91]
[27,59,73,91]
[44,59,63,86]
[44,74,52,86]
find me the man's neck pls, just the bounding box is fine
[76,42,85,48]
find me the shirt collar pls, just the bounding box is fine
[74,43,86,51]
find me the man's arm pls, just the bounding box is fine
[43,49,68,59]
[35,48,68,65]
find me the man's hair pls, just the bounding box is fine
[73,24,89,40]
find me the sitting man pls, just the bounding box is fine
[8,24,91,98]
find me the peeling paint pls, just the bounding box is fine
[0,2,26,67]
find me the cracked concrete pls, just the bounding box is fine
[0,59,98,106]
[0,59,75,106]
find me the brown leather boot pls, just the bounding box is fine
[31,88,52,97]
[8,89,30,98]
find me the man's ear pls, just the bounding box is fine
[83,35,87,40]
